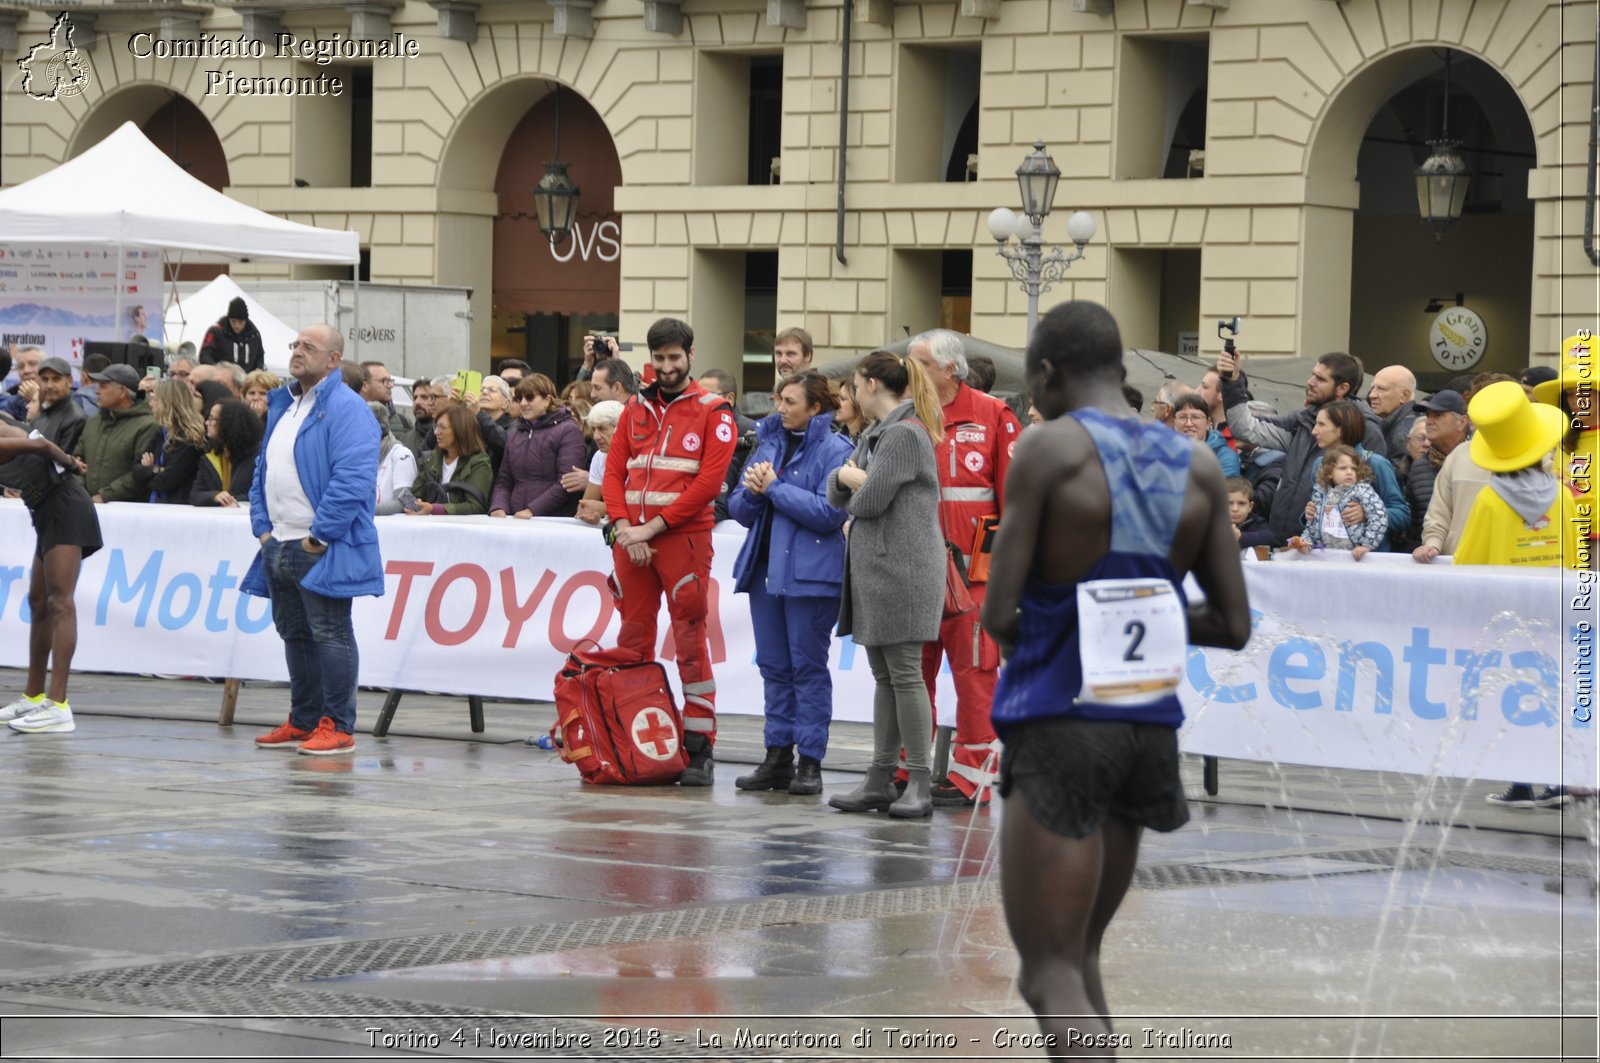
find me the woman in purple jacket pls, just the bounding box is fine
[489,372,587,519]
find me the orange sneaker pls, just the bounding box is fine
[297,717,355,756]
[256,720,312,748]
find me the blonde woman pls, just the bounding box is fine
[242,369,281,420]
[133,377,208,503]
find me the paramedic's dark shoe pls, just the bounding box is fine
[678,734,714,787]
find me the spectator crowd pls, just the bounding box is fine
[0,306,1589,811]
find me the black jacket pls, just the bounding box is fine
[31,397,86,455]
[199,317,265,373]
[130,435,204,503]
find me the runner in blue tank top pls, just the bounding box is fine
[980,302,1250,1057]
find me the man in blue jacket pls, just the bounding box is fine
[242,324,383,756]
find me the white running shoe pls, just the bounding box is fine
[0,695,47,722]
[9,703,74,733]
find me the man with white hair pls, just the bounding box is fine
[906,328,1022,807]
[1367,365,1418,459]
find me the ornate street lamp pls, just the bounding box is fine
[533,85,580,245]
[987,141,1096,338]
[1415,52,1470,241]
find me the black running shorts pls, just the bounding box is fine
[32,480,103,560]
[998,716,1189,838]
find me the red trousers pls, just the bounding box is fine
[918,581,1001,799]
[612,531,718,743]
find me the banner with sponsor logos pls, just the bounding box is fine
[0,245,164,364]
[0,503,951,728]
[0,503,1587,785]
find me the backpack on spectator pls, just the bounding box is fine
[549,646,689,785]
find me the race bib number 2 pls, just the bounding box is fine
[1076,578,1186,707]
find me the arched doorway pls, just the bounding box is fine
[1347,51,1535,386]
[491,88,622,382]
[140,95,229,191]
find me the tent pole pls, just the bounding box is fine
[351,263,360,361]
[114,243,125,345]
[163,250,185,356]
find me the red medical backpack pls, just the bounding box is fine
[550,647,688,786]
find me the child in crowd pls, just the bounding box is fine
[1226,476,1274,552]
[1289,444,1388,560]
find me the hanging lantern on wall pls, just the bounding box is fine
[533,85,581,245]
[1415,51,1471,241]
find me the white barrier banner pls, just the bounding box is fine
[1179,559,1593,787]
[0,502,953,727]
[0,502,1588,785]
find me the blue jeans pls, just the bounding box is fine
[748,580,838,761]
[264,537,358,734]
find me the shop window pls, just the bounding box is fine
[895,43,981,184]
[1115,36,1208,180]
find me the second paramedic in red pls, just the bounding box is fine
[907,329,1022,806]
[603,318,738,786]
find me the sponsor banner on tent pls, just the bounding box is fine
[0,503,1586,784]
[0,245,163,362]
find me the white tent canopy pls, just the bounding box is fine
[0,122,359,264]
[164,275,296,375]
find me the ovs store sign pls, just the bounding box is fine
[1430,305,1487,372]
[548,218,620,264]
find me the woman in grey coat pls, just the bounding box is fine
[825,350,946,818]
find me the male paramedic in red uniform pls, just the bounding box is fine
[908,329,1021,807]
[603,318,738,786]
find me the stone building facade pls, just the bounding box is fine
[0,0,1591,388]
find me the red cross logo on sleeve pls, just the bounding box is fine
[632,708,679,760]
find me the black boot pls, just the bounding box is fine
[788,755,823,795]
[828,765,898,813]
[735,746,794,791]
[678,733,714,787]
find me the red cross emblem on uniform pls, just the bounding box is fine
[632,708,678,760]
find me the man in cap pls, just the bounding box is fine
[1407,390,1470,521]
[199,296,265,373]
[73,363,159,503]
[27,357,86,454]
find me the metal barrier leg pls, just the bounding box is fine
[218,679,240,726]
[1203,755,1219,796]
[932,725,953,782]
[373,690,402,737]
[468,695,485,734]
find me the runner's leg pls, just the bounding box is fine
[1000,792,1109,1058]
[39,545,83,705]
[1082,813,1142,1027]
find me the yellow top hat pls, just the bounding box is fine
[1532,333,1595,407]
[1469,380,1565,472]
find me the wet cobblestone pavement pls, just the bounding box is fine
[0,669,1594,1061]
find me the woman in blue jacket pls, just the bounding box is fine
[728,371,855,796]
